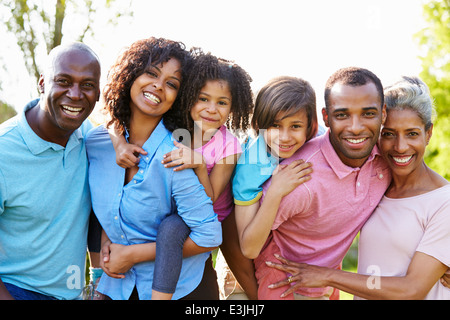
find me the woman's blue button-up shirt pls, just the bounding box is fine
[86,121,222,300]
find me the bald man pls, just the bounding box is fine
[0,42,101,300]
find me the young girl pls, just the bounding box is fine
[162,51,253,220]
[113,51,256,299]
[233,76,320,266]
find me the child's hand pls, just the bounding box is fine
[116,143,147,169]
[270,159,313,198]
[162,140,206,172]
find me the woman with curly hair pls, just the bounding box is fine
[116,50,257,299]
[85,37,222,300]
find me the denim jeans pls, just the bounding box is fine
[4,282,57,300]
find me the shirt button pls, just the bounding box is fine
[379,174,384,179]
[133,180,137,184]
[140,170,144,174]
[114,216,118,220]
[121,235,124,239]
[357,182,361,187]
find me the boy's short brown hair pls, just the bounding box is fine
[252,76,318,142]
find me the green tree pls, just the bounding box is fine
[1,0,133,84]
[416,0,450,180]
[0,100,17,123]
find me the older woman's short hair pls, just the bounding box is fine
[384,76,435,130]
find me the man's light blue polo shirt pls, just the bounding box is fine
[0,99,92,300]
[86,122,222,300]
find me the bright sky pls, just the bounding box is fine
[2,0,427,115]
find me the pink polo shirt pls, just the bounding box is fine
[254,130,391,299]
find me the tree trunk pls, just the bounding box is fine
[51,0,66,51]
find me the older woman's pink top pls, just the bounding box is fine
[357,184,450,300]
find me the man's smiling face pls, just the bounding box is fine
[322,81,386,168]
[41,48,100,134]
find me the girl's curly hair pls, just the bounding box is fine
[103,37,192,133]
[178,50,254,135]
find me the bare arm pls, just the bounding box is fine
[267,251,448,300]
[207,153,240,203]
[103,233,215,276]
[220,209,258,300]
[235,160,312,259]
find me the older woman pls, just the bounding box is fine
[85,38,222,300]
[267,76,450,299]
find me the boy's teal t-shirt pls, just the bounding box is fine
[232,134,279,206]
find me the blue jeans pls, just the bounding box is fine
[4,282,57,300]
[152,214,190,294]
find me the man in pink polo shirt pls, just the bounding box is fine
[254,67,391,300]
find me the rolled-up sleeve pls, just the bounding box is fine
[171,168,222,248]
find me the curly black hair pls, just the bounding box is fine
[177,50,254,135]
[103,37,193,133]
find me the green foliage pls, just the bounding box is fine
[0,0,134,84]
[416,0,450,179]
[0,100,17,123]
[342,234,359,272]
[3,0,41,81]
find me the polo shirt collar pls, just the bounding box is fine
[320,129,382,179]
[18,99,83,155]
